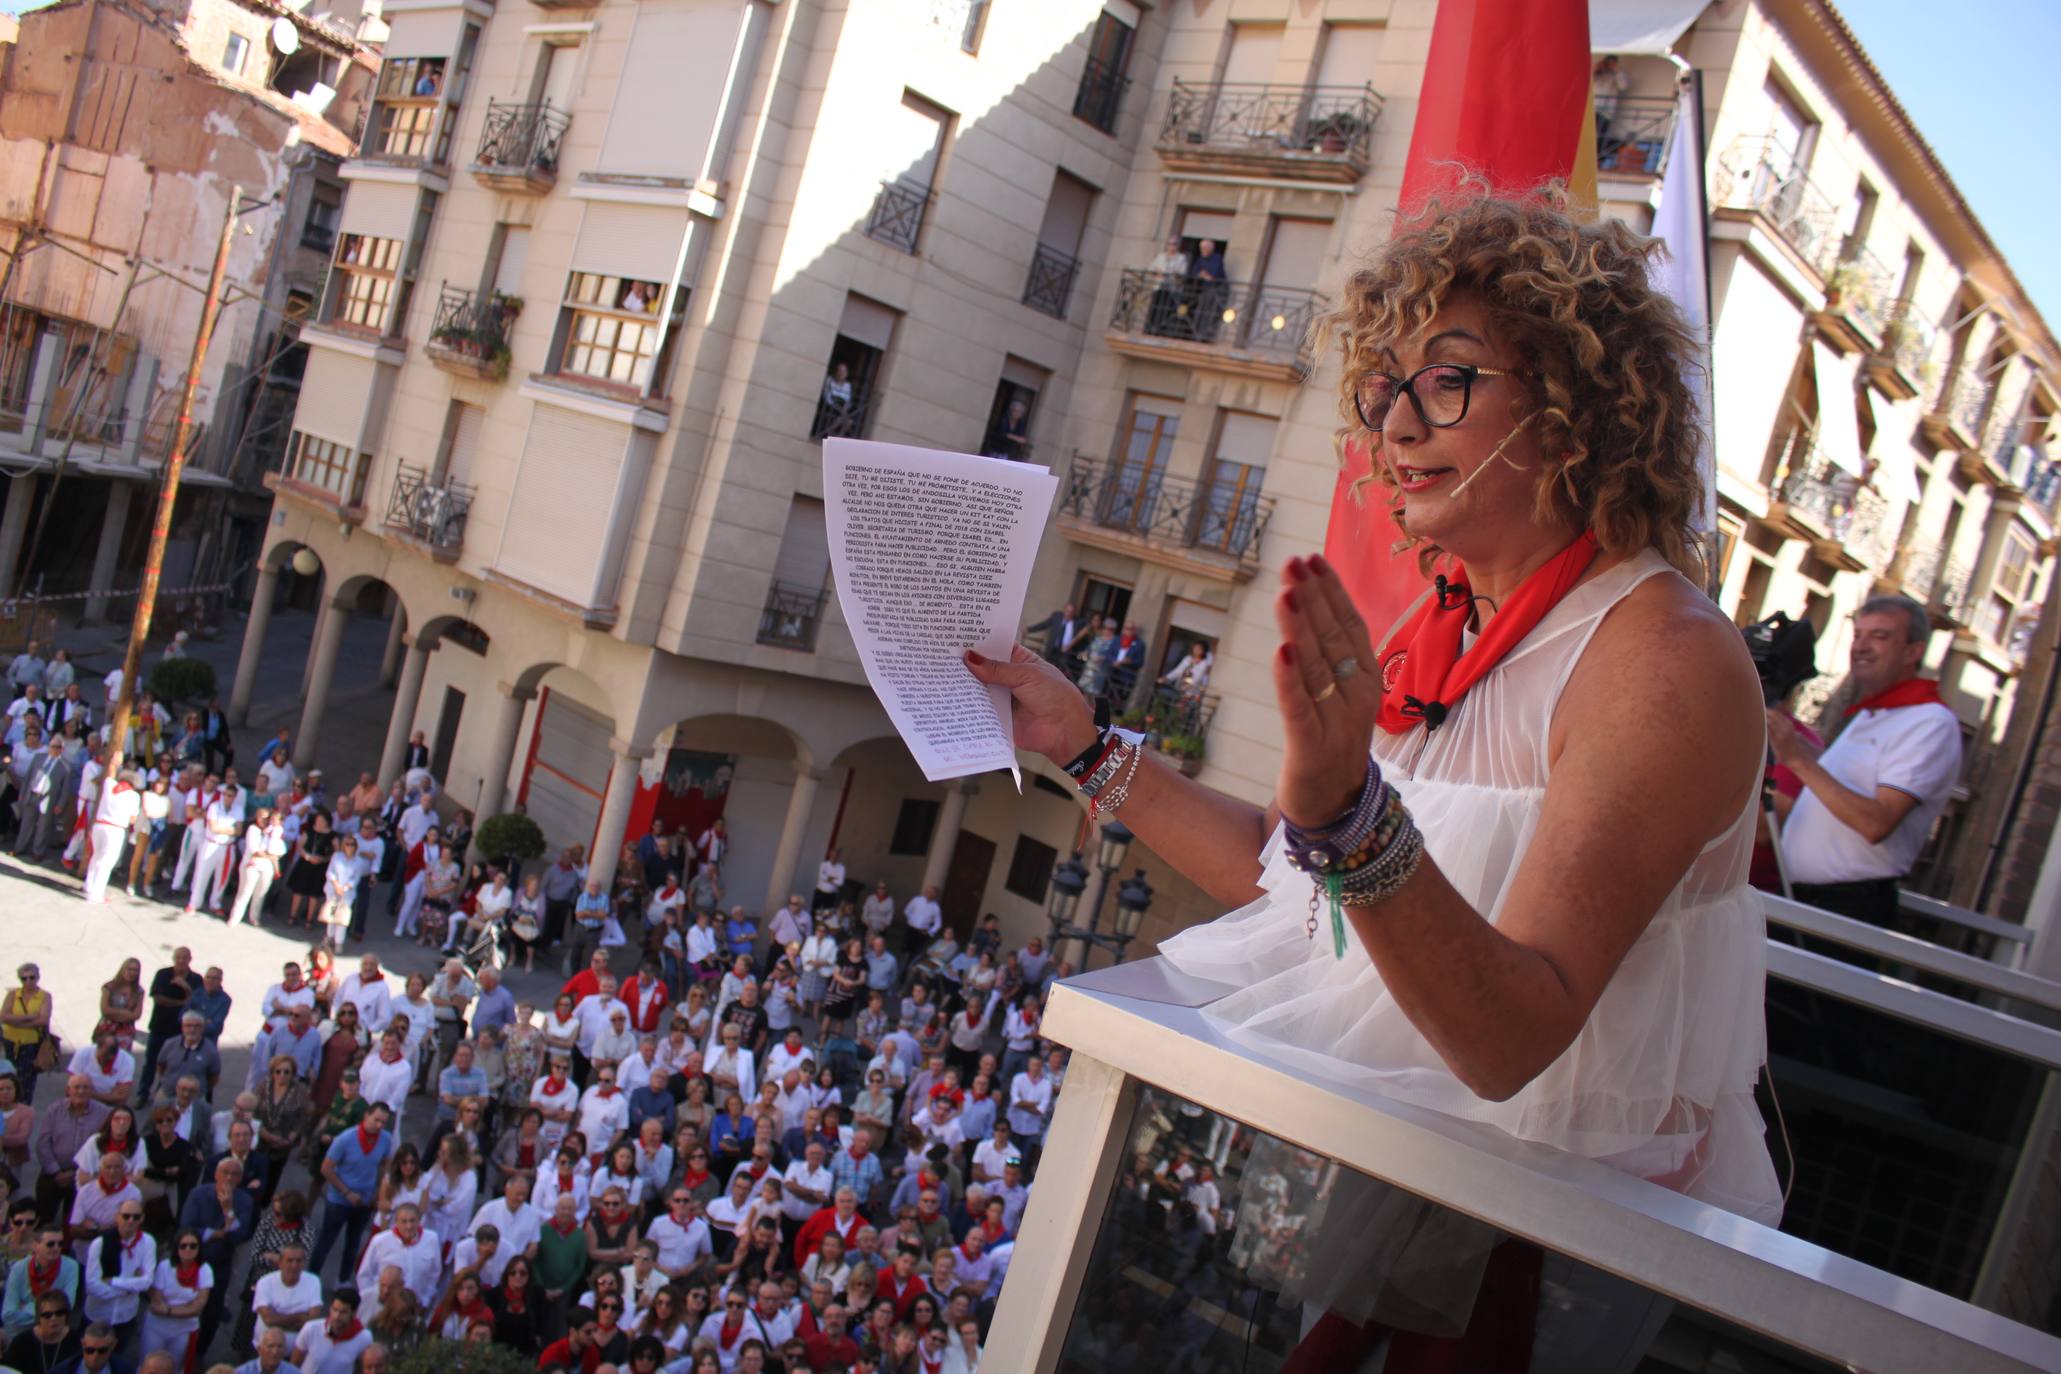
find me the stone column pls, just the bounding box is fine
[228,562,281,723]
[379,603,407,687]
[82,482,136,624]
[762,764,826,917]
[377,637,432,787]
[589,739,650,891]
[921,778,978,895]
[477,681,534,819]
[293,597,351,769]
[23,340,58,454]
[300,599,328,696]
[0,475,38,602]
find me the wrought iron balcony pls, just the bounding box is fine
[1922,368,1990,452]
[1772,446,1885,567]
[2023,453,2060,525]
[1895,539,1943,602]
[1717,137,1844,275]
[1596,95,1678,177]
[1816,245,1897,354]
[1056,453,1276,580]
[810,388,874,441]
[1155,80,1380,183]
[1106,269,1323,381]
[1072,54,1129,135]
[1117,687,1220,775]
[384,463,475,560]
[757,580,828,651]
[1022,242,1081,320]
[472,100,568,192]
[1865,300,1934,401]
[424,284,520,381]
[1935,554,1975,625]
[863,177,931,254]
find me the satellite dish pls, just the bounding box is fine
[271,17,300,53]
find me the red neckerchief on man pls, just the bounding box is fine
[25,1255,61,1296]
[1378,530,1601,734]
[355,1120,381,1155]
[1845,677,1943,715]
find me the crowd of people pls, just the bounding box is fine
[0,646,1103,1374]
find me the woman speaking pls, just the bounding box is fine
[968,188,1780,1349]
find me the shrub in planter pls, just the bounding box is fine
[147,656,217,709]
[393,1338,533,1374]
[475,812,547,867]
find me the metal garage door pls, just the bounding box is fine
[521,688,612,856]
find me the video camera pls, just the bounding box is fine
[1742,611,1818,708]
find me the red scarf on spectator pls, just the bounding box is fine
[355,1121,380,1154]
[175,1258,202,1288]
[680,1167,709,1191]
[25,1257,60,1295]
[542,1073,568,1098]
[1377,530,1600,735]
[329,1317,364,1342]
[516,1142,537,1169]
[1846,677,1943,716]
[360,971,385,984]
[547,1215,578,1238]
[718,1312,744,1350]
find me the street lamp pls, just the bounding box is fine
[1045,821,1157,971]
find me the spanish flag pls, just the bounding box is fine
[1322,0,1597,634]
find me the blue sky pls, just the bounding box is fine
[1,0,2051,326]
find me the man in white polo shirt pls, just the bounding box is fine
[1771,594,1963,927]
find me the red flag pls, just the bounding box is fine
[1322,0,1594,637]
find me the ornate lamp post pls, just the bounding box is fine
[1045,820,1156,969]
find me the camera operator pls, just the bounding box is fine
[1768,595,1962,926]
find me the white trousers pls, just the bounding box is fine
[171,821,205,890]
[81,821,127,901]
[228,860,275,925]
[187,837,234,911]
[396,872,428,935]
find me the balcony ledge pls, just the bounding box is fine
[1956,450,2018,492]
[382,522,465,565]
[1861,351,1923,402]
[301,323,406,366]
[1102,329,1306,385]
[1054,512,1261,585]
[1919,408,1979,454]
[482,566,619,629]
[470,162,556,195]
[571,175,726,219]
[425,337,510,382]
[519,374,669,433]
[1809,303,1883,357]
[265,471,368,525]
[1758,499,1831,545]
[339,158,451,194]
[1153,141,1367,185]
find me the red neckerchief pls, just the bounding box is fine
[542,1074,568,1097]
[355,1122,380,1154]
[516,1142,537,1168]
[681,1168,709,1190]
[547,1216,578,1237]
[176,1260,202,1288]
[718,1312,744,1349]
[1377,530,1601,735]
[920,1350,944,1374]
[120,1231,144,1256]
[26,1256,59,1295]
[379,1048,402,1064]
[1846,677,1943,716]
[555,1169,575,1192]
[501,1284,526,1313]
[595,1086,618,1099]
[360,971,384,984]
[330,1318,364,1341]
[97,1047,117,1072]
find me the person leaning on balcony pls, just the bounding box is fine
[1769,595,1963,927]
[1592,55,1629,154]
[1186,238,1228,342]
[969,184,1783,1363]
[1145,236,1189,336]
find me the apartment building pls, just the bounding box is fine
[0,0,380,613]
[253,0,2059,959]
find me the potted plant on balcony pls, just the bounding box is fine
[1822,260,1867,313]
[1158,731,1206,776]
[1308,110,1364,154]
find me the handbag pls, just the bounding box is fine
[34,1030,59,1073]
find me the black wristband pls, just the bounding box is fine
[1061,727,1111,780]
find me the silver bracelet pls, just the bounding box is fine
[1093,742,1145,818]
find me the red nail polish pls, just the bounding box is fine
[1288,557,1307,582]
[1311,554,1331,576]
[964,650,984,665]
[1283,589,1298,612]
[1280,644,1296,665]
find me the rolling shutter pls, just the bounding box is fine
[496,403,627,605]
[1315,24,1386,89]
[1213,411,1278,467]
[837,294,899,351]
[572,202,687,285]
[380,9,460,59]
[294,349,377,450]
[772,496,831,592]
[339,181,419,242]
[596,0,746,179]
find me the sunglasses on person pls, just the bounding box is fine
[726,1299,746,1310]
[1352,362,1522,432]
[83,1344,116,1357]
[36,1307,68,1321]
[117,1210,143,1220]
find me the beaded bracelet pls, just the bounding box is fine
[1280,761,1423,956]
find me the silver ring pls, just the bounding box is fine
[1333,656,1361,681]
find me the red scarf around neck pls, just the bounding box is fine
[176,1260,202,1288]
[26,1257,60,1295]
[1846,677,1943,716]
[355,1121,381,1154]
[330,1318,364,1342]
[1376,531,1601,735]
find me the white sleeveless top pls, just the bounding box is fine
[1160,550,1783,1226]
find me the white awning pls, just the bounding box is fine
[1810,340,1866,476]
[1590,0,1708,55]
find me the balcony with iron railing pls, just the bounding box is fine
[1815,244,1898,354]
[862,177,932,254]
[757,580,829,651]
[1716,136,1845,280]
[1055,453,1276,582]
[1864,299,1935,401]
[471,100,568,193]
[2021,453,2060,528]
[384,463,475,562]
[1155,80,1381,183]
[1596,94,1679,178]
[1935,553,1976,627]
[1774,448,1888,569]
[1893,538,1944,603]
[1021,242,1082,320]
[1072,54,1130,135]
[927,0,987,52]
[810,388,875,442]
[424,284,520,381]
[1923,367,1992,453]
[1115,687,1220,777]
[1106,269,1322,382]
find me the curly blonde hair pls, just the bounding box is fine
[1327,185,1706,579]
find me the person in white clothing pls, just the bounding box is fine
[319,836,364,951]
[137,1232,211,1364]
[82,1200,156,1326]
[644,1189,713,1281]
[354,1203,442,1308]
[356,1029,414,1131]
[768,894,811,951]
[529,1057,580,1150]
[82,769,142,902]
[901,885,943,951]
[469,1174,542,1260]
[168,771,211,892]
[294,1292,372,1374]
[336,956,394,1033]
[780,1141,833,1225]
[1772,594,1965,927]
[260,966,318,1035]
[252,1242,324,1344]
[184,783,247,914]
[575,1065,630,1158]
[228,808,288,927]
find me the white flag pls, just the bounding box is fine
[1649,80,1715,537]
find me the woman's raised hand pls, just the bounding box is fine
[962,645,1099,765]
[1274,555,1380,827]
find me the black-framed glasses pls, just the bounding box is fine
[1353,363,1521,432]
[36,1308,68,1321]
